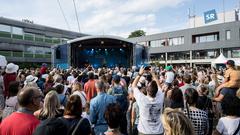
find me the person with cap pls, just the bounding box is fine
[165,66,175,87]
[214,60,240,102]
[3,63,19,98]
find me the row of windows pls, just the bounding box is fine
[0,24,70,44]
[143,30,233,48]
[150,36,184,48]
[192,32,219,43]
[150,48,240,61]
[0,50,51,58]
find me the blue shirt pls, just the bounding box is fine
[90,92,116,126]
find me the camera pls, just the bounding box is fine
[144,66,151,70]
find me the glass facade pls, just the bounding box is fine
[168,36,184,46]
[223,48,240,58]
[150,36,184,47]
[167,51,190,60]
[12,27,23,39]
[193,32,219,43]
[0,24,11,38]
[192,49,220,59]
[150,53,165,61]
[150,39,166,47]
[0,24,11,32]
[0,23,66,44]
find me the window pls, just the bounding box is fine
[168,36,184,46]
[167,51,190,60]
[12,27,23,39]
[192,32,219,43]
[35,35,44,42]
[12,27,23,35]
[192,49,220,59]
[231,48,240,58]
[150,39,167,47]
[0,24,11,38]
[150,53,165,61]
[226,30,230,40]
[45,36,53,44]
[0,24,11,32]
[24,33,35,41]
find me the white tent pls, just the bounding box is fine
[212,53,227,64]
[0,55,7,67]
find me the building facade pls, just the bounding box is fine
[0,17,87,67]
[129,21,240,67]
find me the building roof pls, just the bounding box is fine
[67,35,135,44]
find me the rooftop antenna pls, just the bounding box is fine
[57,0,71,30]
[223,0,225,23]
[73,0,81,33]
[188,6,196,28]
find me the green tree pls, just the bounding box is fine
[128,30,146,38]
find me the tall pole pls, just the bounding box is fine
[73,0,81,33]
[223,0,225,23]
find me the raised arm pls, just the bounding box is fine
[132,66,144,88]
[150,67,161,88]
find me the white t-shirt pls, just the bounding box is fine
[133,87,164,134]
[5,96,18,107]
[216,117,240,135]
[67,75,76,84]
[165,71,174,84]
[72,91,87,108]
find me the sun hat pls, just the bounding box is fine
[24,75,38,85]
[5,63,19,73]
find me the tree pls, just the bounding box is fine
[128,30,146,38]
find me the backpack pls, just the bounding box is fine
[112,86,129,112]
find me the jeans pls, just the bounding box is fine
[94,124,108,135]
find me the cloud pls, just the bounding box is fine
[0,0,188,37]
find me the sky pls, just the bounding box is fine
[0,0,238,37]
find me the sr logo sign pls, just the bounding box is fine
[204,9,218,24]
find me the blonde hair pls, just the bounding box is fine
[72,82,83,92]
[39,90,60,119]
[161,108,195,135]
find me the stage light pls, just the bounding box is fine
[92,49,94,51]
[78,44,82,47]
[105,49,107,51]
[101,41,104,44]
[120,48,123,51]
[123,44,126,47]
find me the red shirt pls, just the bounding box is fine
[0,112,40,135]
[3,73,17,98]
[84,79,97,102]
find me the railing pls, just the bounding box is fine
[0,51,51,58]
[0,31,64,45]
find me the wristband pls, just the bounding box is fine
[138,73,143,76]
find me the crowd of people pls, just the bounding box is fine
[0,60,240,135]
